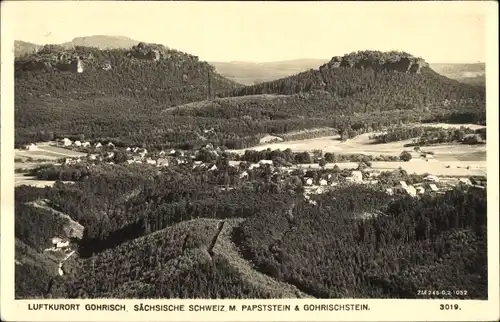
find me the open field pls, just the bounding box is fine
[15,142,86,161]
[15,174,57,188]
[288,160,486,177]
[230,132,486,161]
[15,173,74,188]
[229,125,487,177]
[418,123,486,131]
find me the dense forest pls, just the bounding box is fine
[15,162,487,299]
[15,48,485,149]
[235,185,487,299]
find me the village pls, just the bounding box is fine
[21,138,488,203]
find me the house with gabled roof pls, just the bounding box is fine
[62,138,72,146]
[25,143,38,151]
[403,185,417,197]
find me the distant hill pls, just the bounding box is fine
[59,35,140,49]
[14,42,241,147]
[14,40,43,58]
[211,59,486,86]
[431,63,485,86]
[224,50,483,100]
[210,59,329,85]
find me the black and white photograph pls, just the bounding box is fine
[1,1,498,320]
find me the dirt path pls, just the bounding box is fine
[58,250,76,276]
[212,218,314,299]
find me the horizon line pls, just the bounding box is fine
[15,36,485,65]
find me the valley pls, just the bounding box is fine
[12,41,488,300]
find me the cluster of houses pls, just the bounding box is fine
[47,140,487,199]
[59,138,92,148]
[300,169,480,202]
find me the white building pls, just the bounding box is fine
[52,237,70,249]
[95,142,102,148]
[126,147,131,152]
[386,188,394,196]
[319,179,328,186]
[82,142,91,147]
[239,171,249,179]
[351,171,363,182]
[429,184,439,192]
[424,175,439,182]
[62,138,72,146]
[399,181,408,188]
[403,185,417,197]
[416,186,426,194]
[25,143,38,151]
[259,160,274,166]
[146,158,157,165]
[209,164,218,171]
[157,158,169,167]
[305,178,313,186]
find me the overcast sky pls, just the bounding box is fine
[8,1,488,63]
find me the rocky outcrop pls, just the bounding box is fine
[18,55,84,73]
[323,51,428,74]
[129,42,163,61]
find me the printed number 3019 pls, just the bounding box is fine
[440,304,461,311]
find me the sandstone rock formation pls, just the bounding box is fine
[129,42,163,61]
[320,51,428,74]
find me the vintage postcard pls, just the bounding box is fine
[1,1,498,321]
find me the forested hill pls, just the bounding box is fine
[225,51,485,103]
[15,42,240,107]
[15,49,485,149]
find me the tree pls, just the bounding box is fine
[113,151,128,164]
[400,151,412,162]
[324,153,335,163]
[319,159,327,168]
